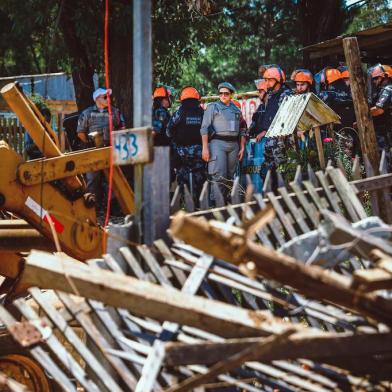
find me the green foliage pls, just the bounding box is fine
[346,0,392,33]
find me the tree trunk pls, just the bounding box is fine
[59,0,95,111]
[109,1,133,127]
[300,0,345,68]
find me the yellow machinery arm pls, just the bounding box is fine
[0,82,136,290]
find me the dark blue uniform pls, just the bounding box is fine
[167,99,206,201]
[372,83,392,163]
[152,106,171,146]
[248,103,265,138]
[319,81,358,158]
[262,86,294,178]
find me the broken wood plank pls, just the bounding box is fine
[22,250,294,338]
[170,212,392,326]
[165,330,295,392]
[164,331,392,366]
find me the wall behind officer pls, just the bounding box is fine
[77,87,125,209]
[200,82,246,201]
[166,86,206,203]
[260,65,293,186]
[152,86,172,147]
[368,64,392,166]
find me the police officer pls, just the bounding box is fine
[260,65,293,184]
[368,64,392,163]
[152,86,172,146]
[248,79,268,141]
[200,82,246,202]
[166,86,206,203]
[317,67,358,158]
[77,87,125,208]
[291,69,313,94]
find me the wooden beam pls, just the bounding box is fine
[164,331,392,366]
[343,37,379,173]
[313,126,326,170]
[165,330,295,392]
[170,212,392,326]
[22,250,296,338]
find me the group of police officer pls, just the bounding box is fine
[151,63,392,202]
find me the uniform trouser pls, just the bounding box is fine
[208,139,239,201]
[86,171,103,203]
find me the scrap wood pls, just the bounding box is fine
[164,331,392,366]
[165,329,296,392]
[170,211,392,326]
[21,250,299,338]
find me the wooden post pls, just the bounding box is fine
[313,126,325,170]
[343,37,379,173]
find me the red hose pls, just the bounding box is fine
[103,0,114,241]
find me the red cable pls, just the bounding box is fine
[104,0,114,231]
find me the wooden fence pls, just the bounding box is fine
[0,118,25,156]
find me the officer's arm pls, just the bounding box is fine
[166,110,181,138]
[371,87,391,117]
[200,104,214,137]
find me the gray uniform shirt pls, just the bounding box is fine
[200,101,245,137]
[77,105,125,142]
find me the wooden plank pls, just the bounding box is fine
[23,250,293,338]
[165,330,295,392]
[343,37,379,174]
[289,181,319,227]
[57,292,139,388]
[327,168,365,221]
[266,192,297,239]
[13,298,99,392]
[277,187,310,233]
[164,331,392,366]
[314,126,326,170]
[315,171,341,214]
[352,268,392,291]
[170,212,392,326]
[112,127,153,165]
[29,288,123,392]
[135,255,214,392]
[0,305,77,392]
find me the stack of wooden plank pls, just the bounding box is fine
[0,167,391,391]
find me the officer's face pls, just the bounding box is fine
[258,89,266,101]
[295,82,309,94]
[343,78,350,87]
[96,94,109,109]
[219,88,232,105]
[161,98,170,108]
[373,76,383,88]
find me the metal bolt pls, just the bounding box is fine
[0,193,6,206]
[23,171,31,180]
[65,160,75,172]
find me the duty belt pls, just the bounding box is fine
[212,134,239,142]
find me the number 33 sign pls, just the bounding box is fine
[112,127,153,166]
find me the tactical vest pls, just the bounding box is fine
[173,104,204,146]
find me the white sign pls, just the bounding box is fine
[112,127,153,166]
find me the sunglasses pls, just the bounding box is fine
[219,91,231,96]
[99,95,108,100]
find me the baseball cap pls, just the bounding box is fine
[93,88,112,101]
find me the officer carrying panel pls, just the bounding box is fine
[265,93,341,138]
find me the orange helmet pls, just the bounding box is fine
[263,65,286,84]
[316,68,342,86]
[369,64,392,79]
[153,86,171,99]
[232,99,241,109]
[290,69,313,84]
[180,86,201,101]
[255,79,268,91]
[337,65,349,79]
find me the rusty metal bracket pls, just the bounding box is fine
[8,320,44,347]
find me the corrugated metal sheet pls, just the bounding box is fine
[265,93,340,138]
